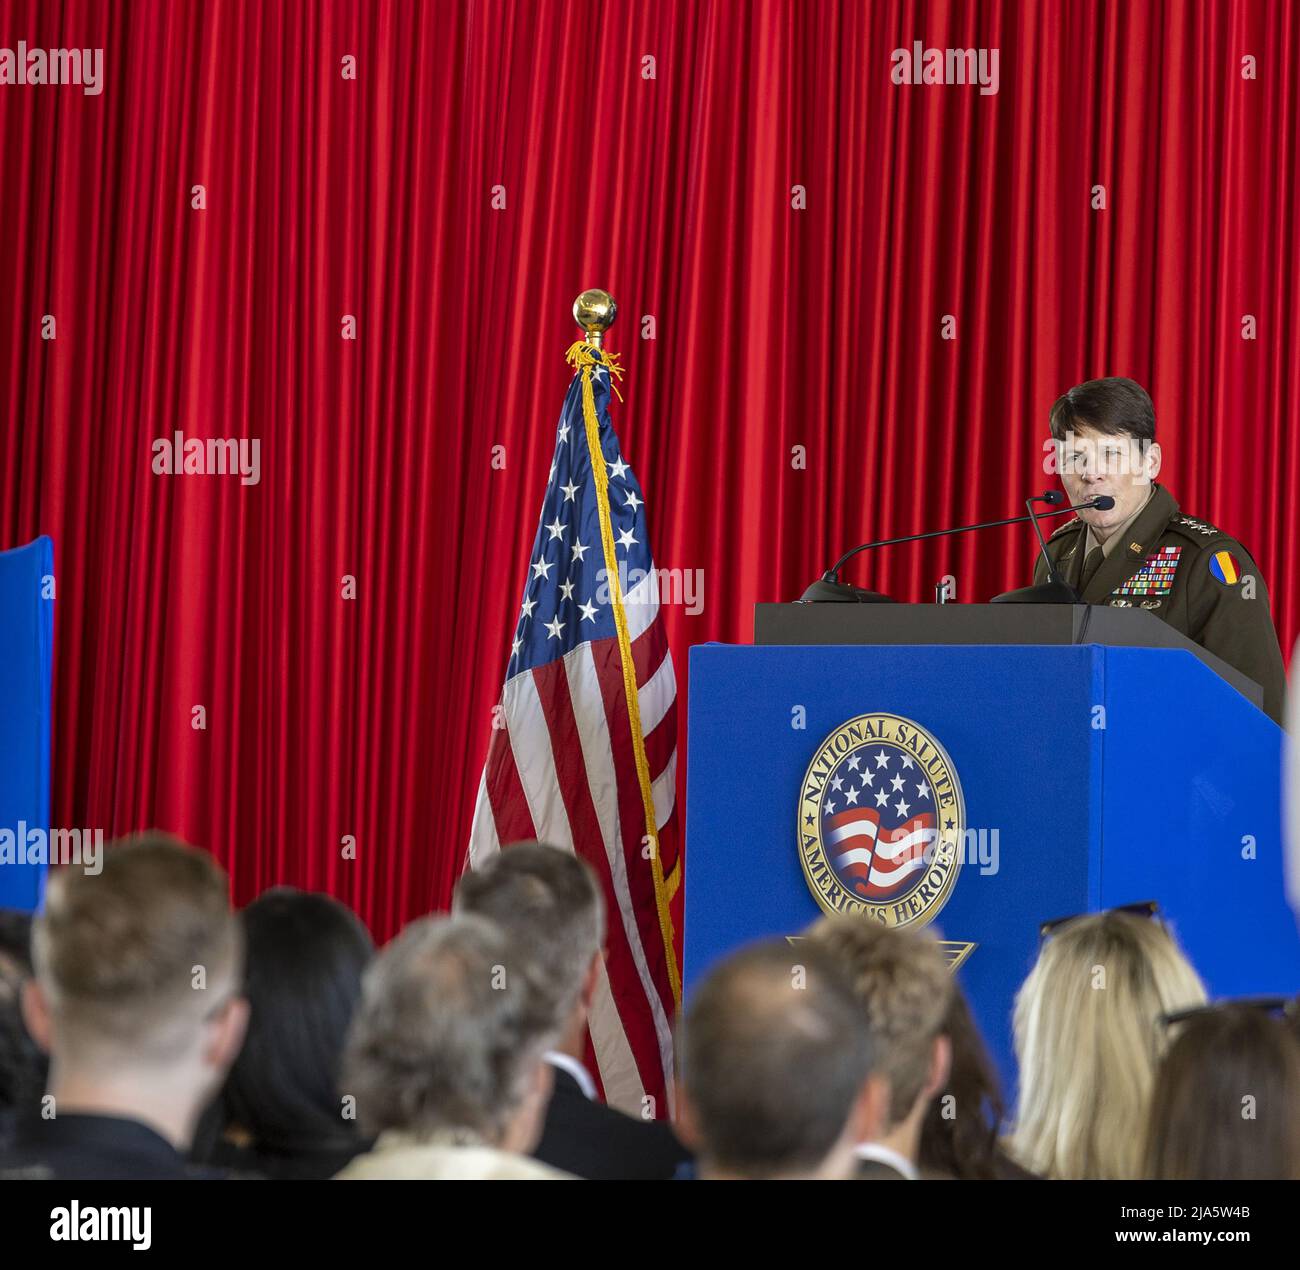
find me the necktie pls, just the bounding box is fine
[1079,545,1105,592]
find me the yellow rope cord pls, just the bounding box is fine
[565,340,681,1006]
[666,858,681,900]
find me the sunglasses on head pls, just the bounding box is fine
[1161,996,1300,1029]
[1038,899,1161,945]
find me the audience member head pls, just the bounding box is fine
[1143,1004,1300,1180]
[0,909,47,1144]
[919,984,1013,1180]
[677,938,887,1180]
[806,915,952,1165]
[22,834,248,1151]
[454,842,604,1051]
[341,913,557,1154]
[0,910,34,979]
[205,888,374,1168]
[1012,910,1205,1179]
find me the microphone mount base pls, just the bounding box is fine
[798,577,898,604]
[989,580,1080,605]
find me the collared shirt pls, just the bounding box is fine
[854,1142,920,1180]
[1083,485,1154,559]
[544,1051,598,1102]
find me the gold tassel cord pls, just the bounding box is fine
[568,342,681,1006]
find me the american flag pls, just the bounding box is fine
[820,744,938,901]
[468,341,680,1115]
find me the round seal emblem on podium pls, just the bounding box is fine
[797,712,966,928]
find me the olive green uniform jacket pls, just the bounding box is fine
[1033,484,1287,723]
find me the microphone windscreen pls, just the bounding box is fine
[1092,495,1116,510]
[1042,490,1065,505]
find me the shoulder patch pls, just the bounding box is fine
[1208,549,1244,585]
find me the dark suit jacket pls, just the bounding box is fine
[0,1113,225,1180]
[531,1065,692,1180]
[855,1156,913,1180]
[204,1134,368,1180]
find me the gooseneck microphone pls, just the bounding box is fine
[800,493,1116,603]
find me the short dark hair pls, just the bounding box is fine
[681,939,875,1177]
[454,843,604,1022]
[210,888,375,1158]
[0,910,34,977]
[1143,1007,1300,1180]
[0,909,46,1143]
[1049,376,1155,443]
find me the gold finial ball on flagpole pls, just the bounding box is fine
[573,289,617,347]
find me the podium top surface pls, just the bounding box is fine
[753,602,1264,711]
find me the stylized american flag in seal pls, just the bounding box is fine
[818,741,939,901]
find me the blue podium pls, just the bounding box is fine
[684,606,1300,1097]
[0,536,55,911]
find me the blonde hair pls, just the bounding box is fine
[806,915,952,1125]
[1010,912,1206,1179]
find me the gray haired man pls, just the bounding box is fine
[455,841,690,1179]
[336,913,566,1180]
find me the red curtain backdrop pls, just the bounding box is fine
[1,0,1296,941]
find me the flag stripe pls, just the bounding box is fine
[643,699,678,780]
[623,569,660,642]
[651,748,677,830]
[534,650,668,1101]
[467,767,499,869]
[589,638,678,1027]
[493,663,649,1108]
[565,641,676,1107]
[637,647,676,737]
[475,703,539,854]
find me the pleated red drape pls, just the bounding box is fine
[1,0,1296,940]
